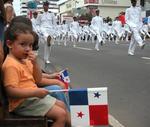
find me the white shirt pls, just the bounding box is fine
[31,17,40,33]
[91,15,103,32]
[125,6,142,28]
[37,11,56,28]
[112,20,122,32]
[70,21,80,33]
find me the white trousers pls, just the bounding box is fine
[44,41,51,61]
[128,27,143,54]
[40,27,55,61]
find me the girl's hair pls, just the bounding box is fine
[4,22,33,59]
[9,16,39,51]
[10,16,32,29]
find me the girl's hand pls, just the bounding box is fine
[28,51,37,64]
[50,72,60,79]
[34,88,49,98]
[56,80,66,89]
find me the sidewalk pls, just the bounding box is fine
[37,54,57,73]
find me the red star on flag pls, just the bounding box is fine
[77,111,84,118]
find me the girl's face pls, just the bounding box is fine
[8,33,34,60]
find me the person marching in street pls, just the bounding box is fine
[69,16,80,47]
[125,0,145,56]
[140,22,150,41]
[91,9,104,51]
[112,17,124,44]
[31,11,40,35]
[37,1,56,64]
[61,20,69,46]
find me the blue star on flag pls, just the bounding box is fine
[94,92,101,98]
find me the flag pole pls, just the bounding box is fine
[48,89,69,93]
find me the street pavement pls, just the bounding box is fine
[38,39,150,127]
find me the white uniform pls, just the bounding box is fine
[31,17,40,34]
[91,15,103,51]
[140,24,150,40]
[125,5,145,55]
[148,16,150,27]
[70,21,80,47]
[112,20,123,42]
[83,25,90,42]
[61,23,69,46]
[37,11,56,63]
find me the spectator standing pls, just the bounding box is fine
[4,0,15,26]
[125,0,145,56]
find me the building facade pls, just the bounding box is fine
[58,0,131,21]
[20,0,59,17]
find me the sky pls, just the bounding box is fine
[13,0,21,15]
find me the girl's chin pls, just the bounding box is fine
[22,56,28,59]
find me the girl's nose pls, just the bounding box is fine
[25,46,31,51]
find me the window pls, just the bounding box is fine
[102,0,117,4]
[84,0,99,4]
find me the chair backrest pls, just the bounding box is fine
[0,69,9,119]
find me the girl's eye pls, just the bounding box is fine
[20,43,26,47]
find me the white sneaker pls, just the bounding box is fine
[73,44,76,47]
[128,52,134,56]
[95,47,99,51]
[140,43,145,50]
[45,60,51,64]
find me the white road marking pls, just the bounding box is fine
[141,57,150,60]
[75,46,93,51]
[109,114,125,127]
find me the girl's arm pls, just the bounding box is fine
[38,78,66,89]
[42,72,60,79]
[28,51,42,83]
[5,86,49,98]
[32,60,42,83]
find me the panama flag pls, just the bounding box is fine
[68,87,108,126]
[60,69,70,84]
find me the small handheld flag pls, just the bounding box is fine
[60,69,70,83]
[68,87,108,126]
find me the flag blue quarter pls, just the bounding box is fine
[69,88,88,105]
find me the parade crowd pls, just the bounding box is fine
[30,1,150,58]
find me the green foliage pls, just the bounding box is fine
[79,13,93,22]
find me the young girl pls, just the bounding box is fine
[2,22,71,127]
[3,16,70,111]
